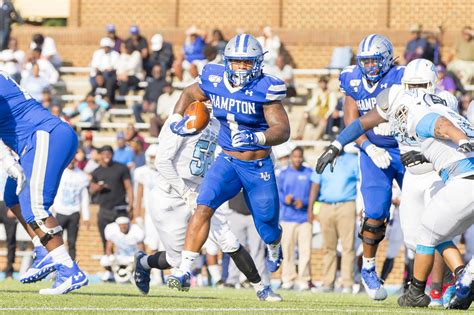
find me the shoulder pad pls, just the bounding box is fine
[423,93,447,107]
[260,74,286,102]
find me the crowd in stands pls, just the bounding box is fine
[0,21,473,291]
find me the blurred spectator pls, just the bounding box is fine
[130,138,146,170]
[49,104,65,121]
[81,131,96,160]
[113,131,134,167]
[404,24,431,64]
[173,26,206,81]
[148,34,174,76]
[20,62,50,101]
[297,76,338,140]
[225,192,269,288]
[257,26,281,67]
[105,24,123,53]
[22,48,59,84]
[436,64,456,94]
[308,148,358,293]
[447,26,474,85]
[90,38,119,104]
[124,123,148,149]
[90,145,133,252]
[88,72,110,106]
[0,169,17,278]
[52,160,90,260]
[460,94,472,119]
[266,54,296,97]
[133,64,167,123]
[278,147,313,291]
[0,37,25,82]
[0,0,23,50]
[83,147,100,176]
[209,29,227,55]
[116,42,144,96]
[324,98,345,140]
[149,82,180,137]
[100,216,145,282]
[125,25,149,62]
[65,93,108,124]
[30,33,61,68]
[75,147,88,170]
[40,87,61,110]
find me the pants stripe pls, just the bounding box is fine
[30,130,50,220]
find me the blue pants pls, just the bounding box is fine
[197,152,281,244]
[4,123,78,223]
[359,147,405,220]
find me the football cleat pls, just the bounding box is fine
[39,262,88,295]
[398,284,431,307]
[256,286,283,302]
[442,285,456,308]
[20,246,56,284]
[448,262,474,310]
[133,251,151,295]
[266,246,283,273]
[361,267,388,300]
[167,270,191,292]
[428,289,443,307]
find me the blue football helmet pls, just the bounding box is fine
[223,33,264,87]
[356,34,394,82]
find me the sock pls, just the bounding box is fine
[431,282,442,292]
[362,256,376,270]
[229,245,262,284]
[381,258,394,281]
[147,251,171,270]
[49,245,74,268]
[411,277,427,293]
[454,265,465,279]
[267,242,281,261]
[32,236,42,248]
[140,255,151,270]
[207,264,221,283]
[179,251,199,273]
[250,280,266,292]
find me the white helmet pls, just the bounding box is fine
[402,59,437,93]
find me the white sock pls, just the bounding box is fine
[32,236,42,248]
[179,251,199,273]
[140,255,150,270]
[49,245,74,268]
[207,264,221,283]
[267,243,281,261]
[362,256,376,270]
[251,280,265,292]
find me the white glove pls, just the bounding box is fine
[183,190,198,214]
[1,150,26,195]
[373,122,393,136]
[365,144,392,169]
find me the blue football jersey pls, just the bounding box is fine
[199,63,286,152]
[339,65,405,148]
[0,72,62,153]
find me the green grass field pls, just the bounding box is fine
[0,279,469,314]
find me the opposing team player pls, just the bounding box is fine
[166,33,290,291]
[315,86,474,309]
[338,34,405,300]
[0,71,87,294]
[133,115,282,301]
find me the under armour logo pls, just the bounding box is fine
[260,172,270,181]
[74,272,84,281]
[380,83,388,89]
[245,90,253,96]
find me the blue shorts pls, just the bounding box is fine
[4,123,78,223]
[359,147,404,220]
[197,152,281,244]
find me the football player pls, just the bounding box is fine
[166,33,290,292]
[133,115,281,301]
[0,71,87,294]
[316,86,474,309]
[338,34,405,300]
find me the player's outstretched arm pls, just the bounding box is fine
[262,101,291,146]
[173,82,208,115]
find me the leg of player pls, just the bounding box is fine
[428,252,449,308]
[134,250,171,294]
[7,203,56,284]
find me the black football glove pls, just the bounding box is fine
[315,144,340,173]
[400,150,429,167]
[457,140,474,153]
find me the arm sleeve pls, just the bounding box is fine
[415,112,441,138]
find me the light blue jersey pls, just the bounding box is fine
[339,65,405,148]
[199,63,286,152]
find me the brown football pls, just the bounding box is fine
[184,100,210,132]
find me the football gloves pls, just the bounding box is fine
[183,190,198,214]
[169,114,198,136]
[0,141,26,195]
[400,150,429,167]
[457,140,474,153]
[231,130,265,148]
[373,122,393,136]
[315,142,341,173]
[365,144,392,169]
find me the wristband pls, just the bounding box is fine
[255,132,266,145]
[361,140,372,151]
[169,113,183,123]
[458,139,469,146]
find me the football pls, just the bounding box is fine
[184,100,210,132]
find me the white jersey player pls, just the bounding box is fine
[133,117,281,301]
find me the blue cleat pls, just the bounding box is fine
[20,246,56,284]
[361,267,387,300]
[266,246,283,273]
[167,270,191,292]
[442,285,456,308]
[256,286,283,302]
[39,262,88,295]
[448,262,474,310]
[133,251,151,295]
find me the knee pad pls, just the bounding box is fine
[358,218,387,246]
[29,220,63,246]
